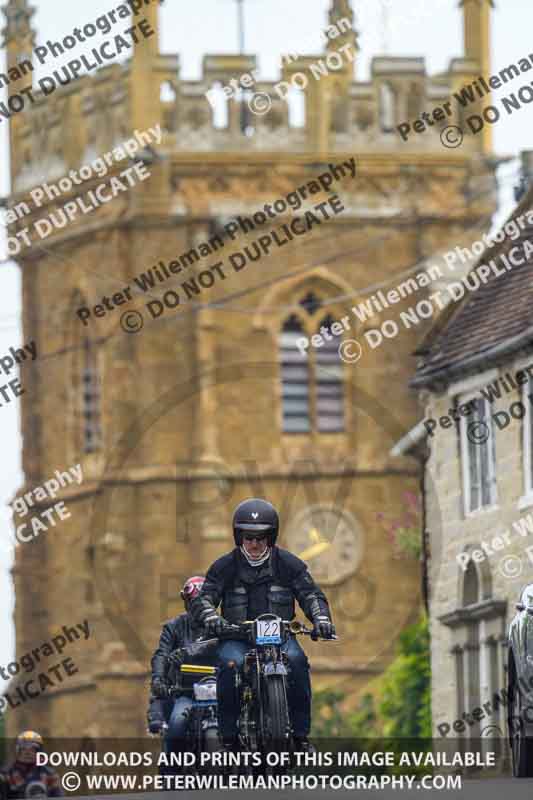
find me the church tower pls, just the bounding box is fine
[3,0,498,737]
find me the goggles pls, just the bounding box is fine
[242,533,268,543]
[182,576,205,600]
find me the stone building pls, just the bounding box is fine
[407,180,533,749]
[1,0,498,737]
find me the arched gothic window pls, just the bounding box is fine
[279,295,345,434]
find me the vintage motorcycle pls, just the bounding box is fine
[161,642,220,766]
[222,613,336,761]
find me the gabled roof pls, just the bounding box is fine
[411,186,533,390]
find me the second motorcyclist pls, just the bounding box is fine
[190,498,336,751]
[147,576,217,757]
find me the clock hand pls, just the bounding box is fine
[309,527,321,543]
[298,541,331,560]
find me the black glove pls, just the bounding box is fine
[151,677,169,699]
[313,616,336,640]
[169,647,186,665]
[203,613,229,637]
[147,709,166,735]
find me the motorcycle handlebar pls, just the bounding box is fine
[222,620,338,641]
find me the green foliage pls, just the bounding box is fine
[311,688,354,738]
[310,616,431,777]
[312,614,431,741]
[346,692,380,738]
[379,614,431,739]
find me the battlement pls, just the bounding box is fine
[8,50,489,196]
[3,0,494,195]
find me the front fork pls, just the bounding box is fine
[251,649,292,742]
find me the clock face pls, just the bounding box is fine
[284,506,363,586]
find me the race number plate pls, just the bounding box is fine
[193,681,217,702]
[256,619,282,644]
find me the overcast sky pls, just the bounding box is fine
[0,0,532,688]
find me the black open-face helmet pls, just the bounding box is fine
[233,498,279,547]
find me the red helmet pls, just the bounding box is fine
[180,576,205,607]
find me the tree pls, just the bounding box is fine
[378,614,431,739]
[312,614,431,740]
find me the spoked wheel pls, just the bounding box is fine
[510,680,533,777]
[262,675,291,759]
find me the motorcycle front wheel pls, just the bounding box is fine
[263,674,290,752]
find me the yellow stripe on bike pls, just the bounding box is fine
[180,664,216,674]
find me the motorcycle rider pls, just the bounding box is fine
[0,731,60,798]
[190,498,336,751]
[147,576,217,753]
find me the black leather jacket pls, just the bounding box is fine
[190,546,332,626]
[147,612,215,722]
[150,613,203,683]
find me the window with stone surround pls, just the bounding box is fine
[440,556,506,753]
[279,295,345,434]
[459,394,497,515]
